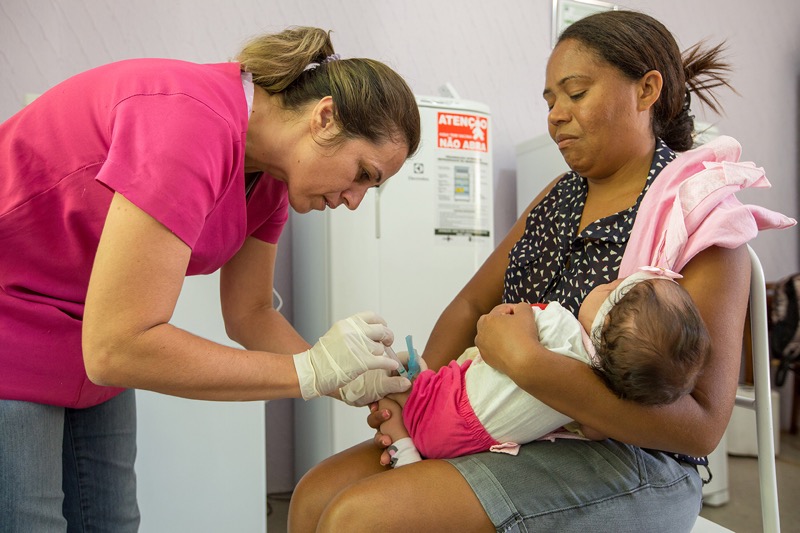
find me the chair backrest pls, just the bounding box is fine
[693,246,781,533]
[743,245,781,531]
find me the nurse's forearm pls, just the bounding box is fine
[83,323,302,401]
[226,306,311,355]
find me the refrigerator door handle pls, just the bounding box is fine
[375,188,382,239]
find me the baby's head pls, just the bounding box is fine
[580,271,711,406]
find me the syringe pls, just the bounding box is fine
[384,345,408,379]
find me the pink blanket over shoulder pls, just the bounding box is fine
[618,136,796,277]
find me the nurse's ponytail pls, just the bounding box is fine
[236,27,420,157]
[237,27,335,93]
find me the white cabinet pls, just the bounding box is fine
[515,133,567,216]
[136,273,267,533]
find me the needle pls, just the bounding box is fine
[384,345,408,378]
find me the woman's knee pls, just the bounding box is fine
[317,460,495,533]
[288,464,335,532]
[317,481,377,533]
[289,442,389,532]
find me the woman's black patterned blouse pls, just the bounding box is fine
[503,139,676,316]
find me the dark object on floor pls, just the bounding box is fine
[767,273,800,433]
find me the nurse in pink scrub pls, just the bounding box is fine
[0,26,419,530]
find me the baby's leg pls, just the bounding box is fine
[377,397,422,467]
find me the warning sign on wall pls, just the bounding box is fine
[437,112,489,152]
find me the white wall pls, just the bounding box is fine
[3,0,799,491]
[2,0,797,277]
[134,272,267,531]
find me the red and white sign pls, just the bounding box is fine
[437,112,489,152]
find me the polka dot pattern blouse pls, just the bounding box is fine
[503,139,676,316]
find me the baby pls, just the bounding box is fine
[378,270,711,467]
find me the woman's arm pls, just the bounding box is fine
[476,244,749,457]
[367,176,560,433]
[220,236,311,354]
[83,193,302,400]
[422,178,561,371]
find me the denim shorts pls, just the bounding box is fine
[446,438,702,532]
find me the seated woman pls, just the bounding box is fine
[379,131,795,466]
[289,10,794,532]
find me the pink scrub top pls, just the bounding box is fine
[0,58,289,408]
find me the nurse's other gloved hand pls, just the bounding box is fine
[339,369,411,407]
[292,311,398,400]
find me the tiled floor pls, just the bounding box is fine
[698,431,800,532]
[268,432,800,532]
[266,492,291,533]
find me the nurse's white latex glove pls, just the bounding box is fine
[293,311,399,400]
[339,369,412,407]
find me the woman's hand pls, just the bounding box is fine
[475,302,541,378]
[375,397,410,466]
[486,303,517,316]
[338,369,411,406]
[367,402,394,448]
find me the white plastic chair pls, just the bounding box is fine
[693,245,781,532]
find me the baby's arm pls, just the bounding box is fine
[377,394,422,467]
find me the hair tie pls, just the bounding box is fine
[303,53,342,72]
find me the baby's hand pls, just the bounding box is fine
[368,404,394,448]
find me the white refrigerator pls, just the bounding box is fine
[292,95,495,481]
